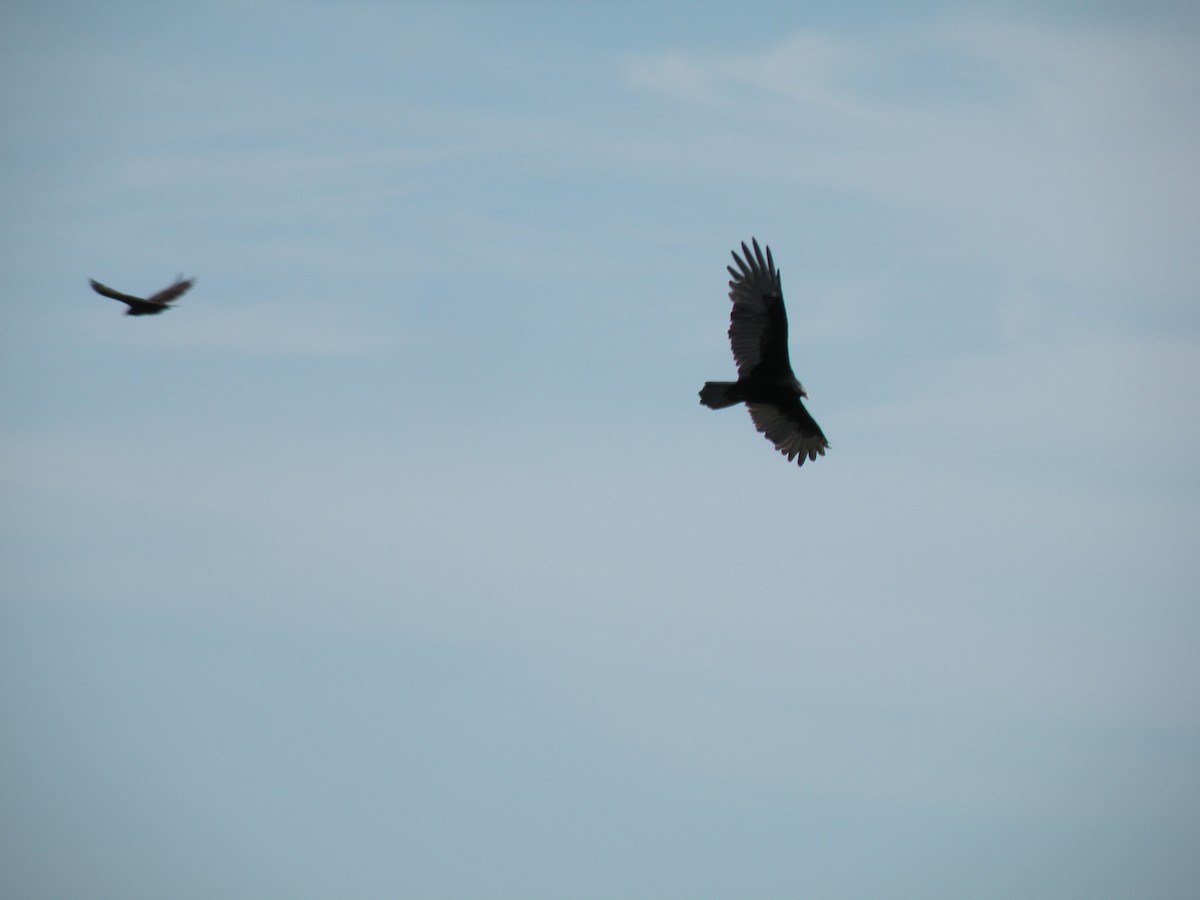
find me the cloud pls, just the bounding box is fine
[850,327,1200,483]
[96,301,401,358]
[624,31,872,115]
[622,15,1200,299]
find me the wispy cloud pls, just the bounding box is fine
[622,15,1200,299]
[852,328,1200,481]
[624,31,872,115]
[94,301,401,358]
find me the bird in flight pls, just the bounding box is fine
[89,276,195,316]
[699,239,828,466]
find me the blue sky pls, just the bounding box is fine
[2,1,1198,897]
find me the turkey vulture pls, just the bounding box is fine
[89,276,194,316]
[699,239,828,465]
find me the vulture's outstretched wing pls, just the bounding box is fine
[88,279,145,305]
[146,277,195,305]
[747,401,828,465]
[727,239,794,381]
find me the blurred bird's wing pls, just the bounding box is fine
[146,277,195,305]
[89,279,145,304]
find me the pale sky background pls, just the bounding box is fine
[3,1,1199,897]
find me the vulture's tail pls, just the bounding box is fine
[699,381,743,409]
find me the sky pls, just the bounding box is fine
[2,1,1199,897]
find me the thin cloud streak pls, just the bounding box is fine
[70,302,400,358]
[622,15,1200,297]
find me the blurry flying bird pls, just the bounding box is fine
[89,276,194,316]
[699,239,828,466]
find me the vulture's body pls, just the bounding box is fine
[700,239,828,465]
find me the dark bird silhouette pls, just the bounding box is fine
[89,276,194,316]
[699,239,828,465]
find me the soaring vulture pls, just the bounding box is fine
[89,276,194,316]
[699,239,828,466]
